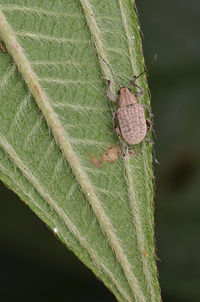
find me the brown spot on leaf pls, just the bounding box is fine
[89,153,101,168]
[143,249,148,258]
[0,41,6,53]
[128,149,137,158]
[33,84,40,96]
[102,145,121,162]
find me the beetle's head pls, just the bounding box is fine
[118,87,137,106]
[118,87,131,95]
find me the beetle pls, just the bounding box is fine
[105,75,153,148]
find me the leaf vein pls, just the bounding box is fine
[1,4,81,19]
[0,64,16,90]
[118,1,156,300]
[23,115,44,146]
[16,31,90,45]
[39,77,100,87]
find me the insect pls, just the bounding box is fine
[105,76,153,148]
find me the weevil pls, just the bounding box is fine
[105,75,153,148]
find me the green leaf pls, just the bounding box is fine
[0,1,161,301]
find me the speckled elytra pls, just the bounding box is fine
[105,76,153,148]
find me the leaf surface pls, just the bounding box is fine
[0,1,161,301]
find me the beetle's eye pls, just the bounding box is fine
[118,90,121,95]
[128,88,131,92]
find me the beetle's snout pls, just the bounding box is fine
[119,87,131,95]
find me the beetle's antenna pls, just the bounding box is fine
[133,54,157,81]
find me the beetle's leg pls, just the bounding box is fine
[145,137,154,144]
[145,119,155,144]
[112,111,118,128]
[109,112,118,134]
[102,78,117,102]
[143,105,154,118]
[146,117,157,138]
[146,118,153,135]
[115,127,126,147]
[143,106,156,136]
[130,75,145,98]
[115,127,129,156]
[135,90,145,99]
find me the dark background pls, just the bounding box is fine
[1,1,200,301]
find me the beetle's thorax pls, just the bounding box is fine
[118,87,137,107]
